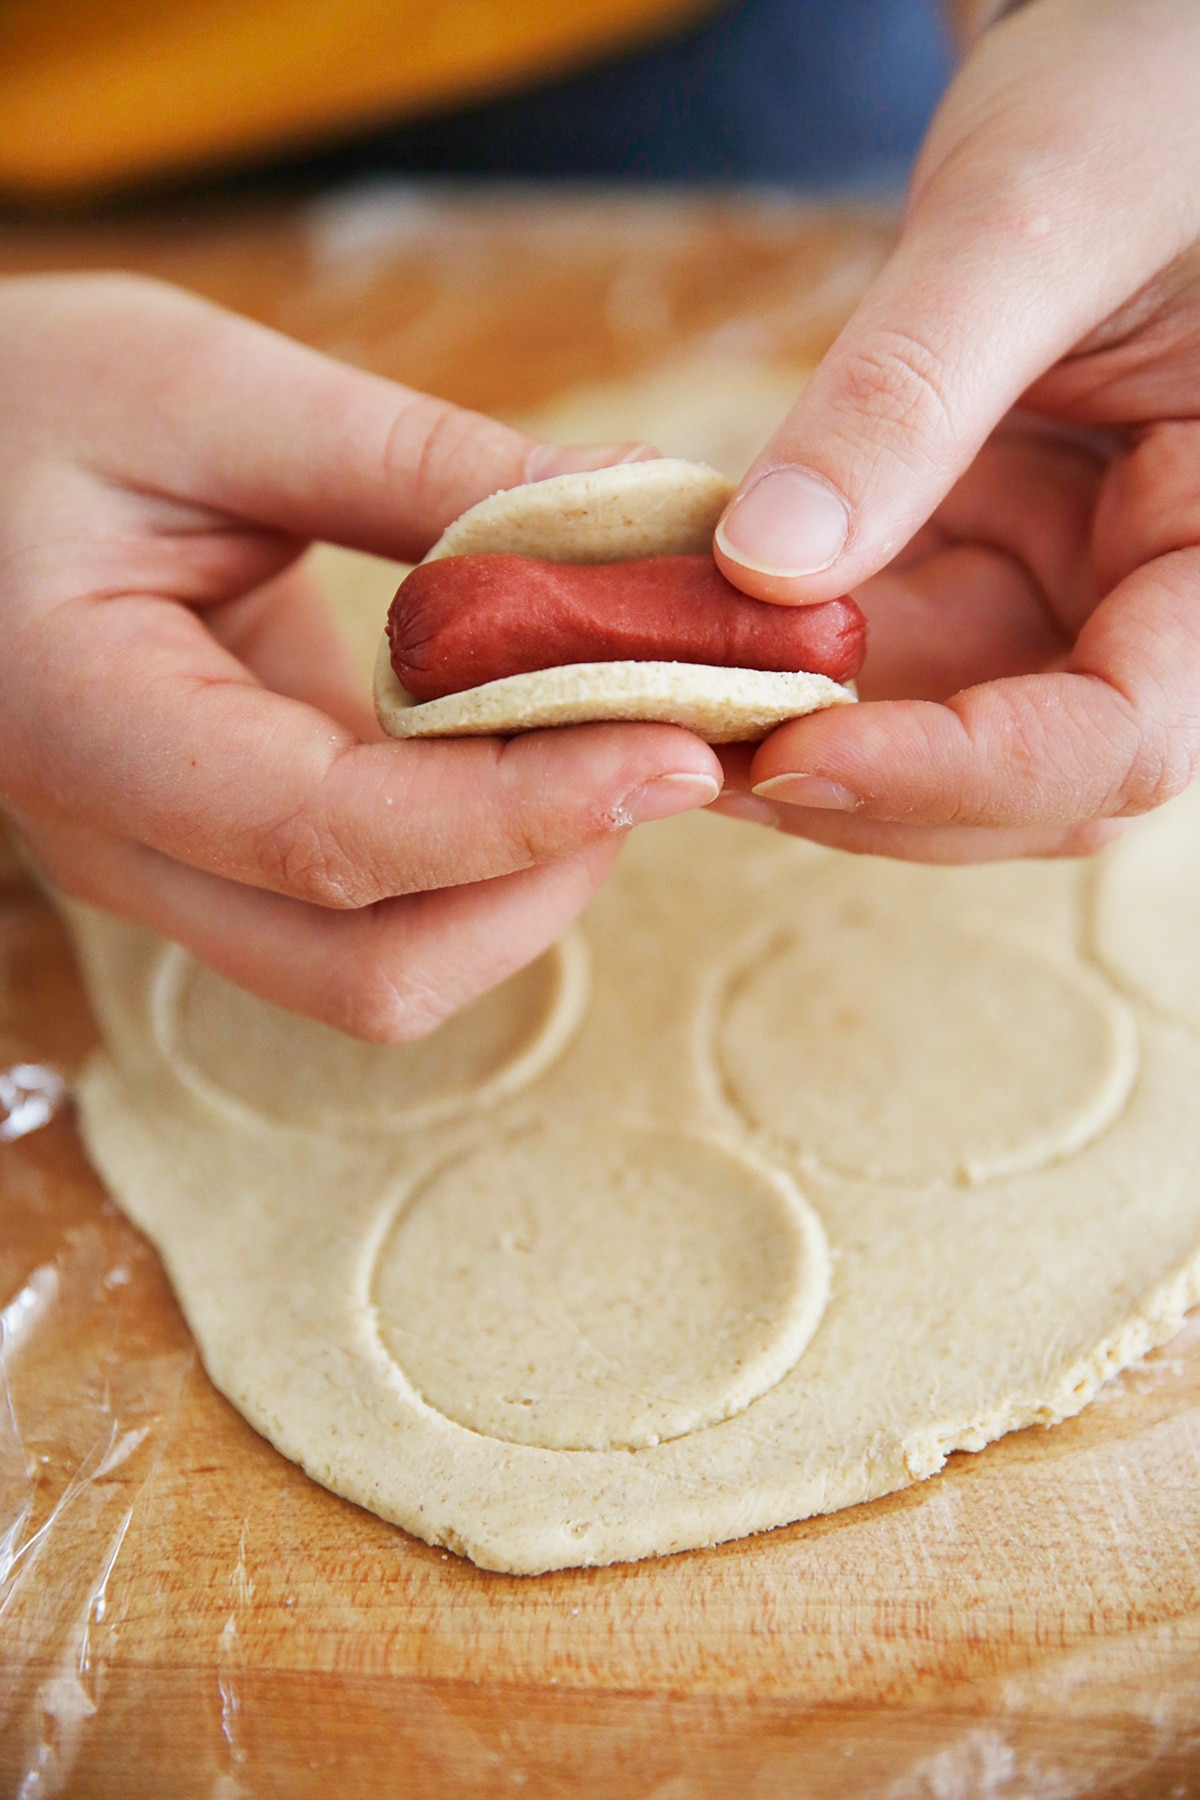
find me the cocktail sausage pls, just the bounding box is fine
[388,554,865,701]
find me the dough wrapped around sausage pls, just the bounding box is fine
[374,459,860,744]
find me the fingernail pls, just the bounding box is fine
[710,792,784,829]
[752,774,861,812]
[716,468,849,576]
[525,441,659,480]
[621,772,721,827]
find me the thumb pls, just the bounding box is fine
[713,0,1200,605]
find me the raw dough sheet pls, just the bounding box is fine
[66,772,1200,1572]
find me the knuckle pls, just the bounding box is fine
[384,396,504,524]
[967,675,1195,829]
[328,962,453,1045]
[1112,730,1194,816]
[249,809,369,908]
[494,739,593,867]
[832,328,957,472]
[46,270,181,321]
[505,801,565,868]
[1096,672,1200,819]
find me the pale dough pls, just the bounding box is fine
[372,458,854,744]
[375,659,851,747]
[68,779,1200,1573]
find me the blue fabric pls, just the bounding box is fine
[367,0,953,189]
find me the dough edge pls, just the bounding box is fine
[74,1039,1200,1576]
[375,647,853,745]
[253,1250,1200,1573]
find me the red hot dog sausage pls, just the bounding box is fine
[388,554,866,702]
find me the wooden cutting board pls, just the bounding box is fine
[2,192,1200,1798]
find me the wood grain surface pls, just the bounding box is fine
[2,189,1199,1798]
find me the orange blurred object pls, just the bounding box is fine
[0,0,716,201]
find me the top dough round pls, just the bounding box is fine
[713,894,1139,1185]
[373,459,856,744]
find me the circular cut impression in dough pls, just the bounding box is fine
[371,1125,831,1451]
[1092,780,1200,1033]
[152,935,587,1132]
[67,806,1200,1572]
[715,903,1139,1186]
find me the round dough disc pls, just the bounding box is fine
[373,1124,830,1451]
[714,896,1137,1185]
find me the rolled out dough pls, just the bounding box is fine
[68,779,1200,1573]
[373,458,855,744]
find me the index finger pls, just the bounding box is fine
[712,0,1200,606]
[4,273,650,559]
[4,590,722,906]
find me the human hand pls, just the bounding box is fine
[0,275,721,1034]
[712,0,1200,861]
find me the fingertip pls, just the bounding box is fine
[752,773,863,812]
[746,698,882,804]
[714,466,851,605]
[621,771,721,827]
[523,441,662,481]
[709,791,785,830]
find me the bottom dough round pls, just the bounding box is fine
[68,797,1200,1574]
[374,648,853,745]
[371,1124,830,1451]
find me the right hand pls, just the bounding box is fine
[712,0,1200,865]
[0,274,722,1038]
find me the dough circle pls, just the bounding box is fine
[152,932,588,1133]
[371,1124,831,1451]
[374,653,852,746]
[712,901,1139,1185]
[1092,780,1200,1033]
[373,458,856,744]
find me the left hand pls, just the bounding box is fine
[712,0,1200,862]
[0,275,721,1036]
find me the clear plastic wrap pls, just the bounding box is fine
[5,188,1200,1800]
